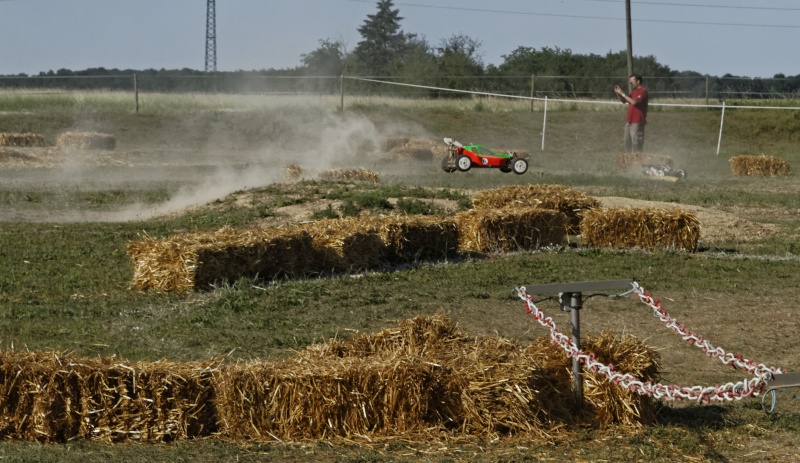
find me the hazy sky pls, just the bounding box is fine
[1,0,797,78]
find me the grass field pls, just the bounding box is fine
[1,92,800,462]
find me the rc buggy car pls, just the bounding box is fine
[642,164,687,182]
[441,138,528,174]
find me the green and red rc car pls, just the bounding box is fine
[441,138,528,174]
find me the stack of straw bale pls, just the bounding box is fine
[580,207,700,251]
[471,184,599,234]
[360,215,459,263]
[0,132,46,147]
[0,316,661,442]
[216,315,661,441]
[319,167,380,183]
[730,155,791,176]
[55,131,117,150]
[455,207,569,253]
[127,227,315,292]
[0,350,218,442]
[614,153,673,171]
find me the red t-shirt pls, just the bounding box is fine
[626,86,648,124]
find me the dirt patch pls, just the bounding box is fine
[596,196,778,243]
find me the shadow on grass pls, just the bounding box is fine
[658,404,733,430]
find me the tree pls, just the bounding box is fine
[352,0,414,76]
[300,39,347,93]
[434,34,484,94]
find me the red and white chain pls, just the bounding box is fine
[516,282,785,403]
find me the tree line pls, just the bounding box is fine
[2,0,799,100]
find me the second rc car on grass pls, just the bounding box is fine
[441,138,528,174]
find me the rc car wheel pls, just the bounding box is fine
[499,164,512,173]
[456,155,472,172]
[511,158,528,175]
[441,155,456,173]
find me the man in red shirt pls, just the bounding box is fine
[614,74,648,153]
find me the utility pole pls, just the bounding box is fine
[625,0,633,80]
[205,0,217,91]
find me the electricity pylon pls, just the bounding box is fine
[205,0,217,73]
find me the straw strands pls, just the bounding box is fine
[471,184,599,234]
[455,207,569,253]
[55,131,117,150]
[0,132,46,147]
[730,155,790,176]
[580,207,700,252]
[614,152,673,171]
[0,316,660,442]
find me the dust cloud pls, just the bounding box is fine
[2,112,434,223]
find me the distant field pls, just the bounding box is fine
[1,92,800,462]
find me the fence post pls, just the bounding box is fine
[705,75,709,106]
[541,96,548,151]
[340,75,345,112]
[530,74,535,113]
[133,74,139,114]
[716,101,726,155]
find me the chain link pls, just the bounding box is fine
[516,281,785,404]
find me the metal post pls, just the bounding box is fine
[340,75,345,112]
[530,74,535,113]
[716,101,726,155]
[522,279,633,413]
[570,292,583,407]
[541,96,548,151]
[133,74,139,114]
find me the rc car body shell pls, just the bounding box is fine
[441,138,528,174]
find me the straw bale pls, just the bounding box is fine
[302,218,387,273]
[0,148,38,164]
[381,137,410,151]
[386,138,439,161]
[615,152,673,171]
[579,332,661,427]
[730,155,791,176]
[284,164,306,180]
[359,215,459,263]
[580,207,700,252]
[127,226,315,292]
[215,356,443,441]
[0,350,218,442]
[0,132,46,147]
[55,131,116,150]
[318,167,380,183]
[454,207,569,253]
[471,184,599,234]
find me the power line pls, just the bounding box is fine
[581,0,800,12]
[343,0,800,28]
